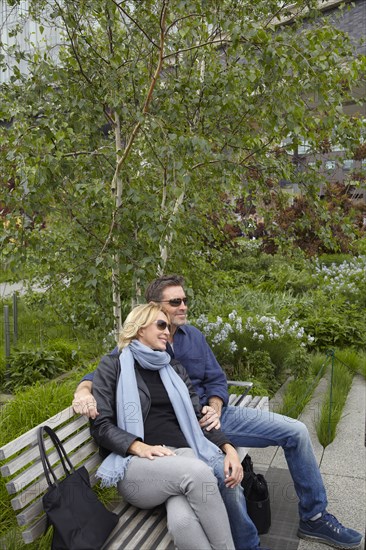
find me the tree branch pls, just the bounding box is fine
[62,146,112,158]
[111,1,168,189]
[165,13,203,34]
[54,0,92,84]
[112,0,160,48]
[163,37,229,60]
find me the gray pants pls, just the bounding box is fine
[118,448,235,550]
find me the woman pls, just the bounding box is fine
[91,303,244,550]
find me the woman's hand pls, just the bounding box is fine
[199,405,221,431]
[221,445,243,488]
[127,441,176,460]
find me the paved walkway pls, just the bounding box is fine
[250,374,366,550]
[0,282,25,299]
[0,281,44,299]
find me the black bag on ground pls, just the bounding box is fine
[241,454,271,534]
[37,425,118,550]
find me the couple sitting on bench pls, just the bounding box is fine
[73,275,362,550]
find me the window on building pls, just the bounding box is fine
[331,143,345,152]
[325,160,336,171]
[298,140,311,154]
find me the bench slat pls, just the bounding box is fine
[102,504,148,548]
[8,440,97,504]
[1,419,91,477]
[0,407,76,460]
[6,433,96,494]
[105,507,167,550]
[122,508,168,549]
[21,514,47,544]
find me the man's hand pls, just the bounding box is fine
[199,405,221,431]
[221,444,243,488]
[207,396,223,418]
[72,381,99,419]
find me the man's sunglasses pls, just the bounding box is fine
[159,298,188,307]
[155,320,171,332]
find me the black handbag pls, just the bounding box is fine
[37,425,119,550]
[241,454,271,534]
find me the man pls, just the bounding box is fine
[74,275,362,550]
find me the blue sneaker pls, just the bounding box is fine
[298,512,362,549]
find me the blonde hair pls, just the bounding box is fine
[118,302,167,350]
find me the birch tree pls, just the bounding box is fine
[0,0,364,333]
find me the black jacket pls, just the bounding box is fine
[90,353,232,458]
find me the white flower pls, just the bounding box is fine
[229,341,238,352]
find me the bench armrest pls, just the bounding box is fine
[227,380,253,389]
[227,380,253,405]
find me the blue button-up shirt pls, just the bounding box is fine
[84,324,229,407]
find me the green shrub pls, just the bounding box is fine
[283,347,311,379]
[47,339,80,368]
[312,255,366,306]
[192,311,313,393]
[302,311,366,350]
[257,259,315,295]
[4,349,66,391]
[352,236,366,255]
[246,350,278,387]
[316,253,353,266]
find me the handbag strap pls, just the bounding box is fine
[37,425,75,487]
[241,455,255,495]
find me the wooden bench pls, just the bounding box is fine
[0,383,269,549]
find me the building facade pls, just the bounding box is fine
[0,0,61,84]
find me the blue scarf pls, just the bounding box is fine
[96,339,222,487]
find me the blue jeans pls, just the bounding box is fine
[212,453,259,550]
[221,405,328,521]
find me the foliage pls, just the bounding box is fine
[193,309,314,391]
[47,339,79,367]
[283,346,312,379]
[0,292,105,389]
[316,361,353,446]
[313,255,366,305]
[278,377,314,419]
[278,352,328,418]
[259,183,366,256]
[353,236,366,255]
[0,0,365,329]
[300,307,366,350]
[3,348,66,391]
[333,348,366,378]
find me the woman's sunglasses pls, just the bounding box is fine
[155,320,171,332]
[159,298,188,307]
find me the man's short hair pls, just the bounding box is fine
[145,274,185,302]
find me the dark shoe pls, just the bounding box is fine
[298,512,362,549]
